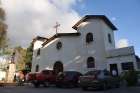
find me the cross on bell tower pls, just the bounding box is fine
[54,22,60,34]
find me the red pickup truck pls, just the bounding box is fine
[26,70,56,88]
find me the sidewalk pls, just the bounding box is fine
[0,82,17,87]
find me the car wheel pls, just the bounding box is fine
[68,82,74,88]
[115,83,120,88]
[43,82,49,87]
[102,83,107,90]
[82,87,88,90]
[34,83,40,88]
[56,84,62,88]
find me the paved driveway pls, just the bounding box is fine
[0,86,140,93]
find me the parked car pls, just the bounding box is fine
[56,71,83,88]
[26,72,36,82]
[27,70,56,88]
[79,70,120,90]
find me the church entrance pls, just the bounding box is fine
[53,61,63,74]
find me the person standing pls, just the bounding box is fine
[112,69,117,77]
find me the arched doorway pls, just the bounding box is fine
[53,61,63,74]
[87,57,95,68]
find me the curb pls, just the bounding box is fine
[0,83,17,87]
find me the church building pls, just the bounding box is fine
[31,15,139,75]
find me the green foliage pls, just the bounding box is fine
[25,44,33,63]
[0,30,7,49]
[24,43,33,72]
[123,70,138,86]
[0,7,7,49]
[14,46,27,71]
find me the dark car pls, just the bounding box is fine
[79,70,120,90]
[56,71,83,88]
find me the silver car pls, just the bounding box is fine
[79,70,120,90]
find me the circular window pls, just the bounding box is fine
[56,41,62,50]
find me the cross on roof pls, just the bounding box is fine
[54,22,60,34]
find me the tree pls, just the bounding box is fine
[0,5,8,52]
[14,46,27,71]
[24,43,33,72]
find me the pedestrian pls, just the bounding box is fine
[112,69,117,77]
[17,71,25,86]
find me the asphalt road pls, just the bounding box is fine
[0,86,140,93]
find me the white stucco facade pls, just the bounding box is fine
[33,41,45,50]
[31,15,138,74]
[107,46,137,74]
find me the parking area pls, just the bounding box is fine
[0,86,140,93]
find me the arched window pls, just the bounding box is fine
[86,33,93,43]
[108,33,112,43]
[87,57,95,68]
[35,64,39,72]
[37,48,40,56]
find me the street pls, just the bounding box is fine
[0,86,140,93]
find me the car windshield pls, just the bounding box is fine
[64,71,80,78]
[42,70,53,74]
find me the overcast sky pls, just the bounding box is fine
[1,0,140,56]
[1,0,81,47]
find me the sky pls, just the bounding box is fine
[1,0,140,56]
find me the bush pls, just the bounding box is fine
[123,70,138,86]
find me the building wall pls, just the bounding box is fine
[33,41,44,50]
[101,20,116,50]
[77,19,108,71]
[32,19,112,73]
[107,47,138,74]
[38,36,82,72]
[31,18,137,74]
[107,54,137,74]
[31,40,44,72]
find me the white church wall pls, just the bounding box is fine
[31,54,40,72]
[33,40,44,50]
[107,54,137,74]
[101,20,116,50]
[31,40,44,72]
[38,36,85,72]
[77,19,108,70]
[31,16,138,75]
[32,18,113,73]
